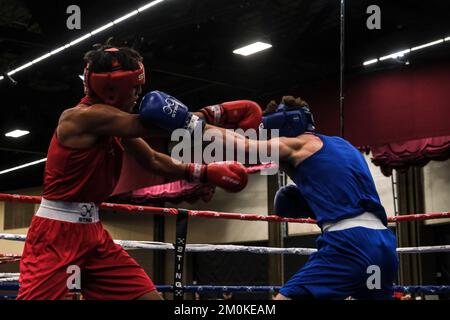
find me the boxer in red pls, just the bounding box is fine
[17,46,257,300]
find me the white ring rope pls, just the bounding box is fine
[0,277,19,283]
[186,244,318,255]
[0,273,19,278]
[2,233,450,255]
[0,234,25,241]
[396,245,450,254]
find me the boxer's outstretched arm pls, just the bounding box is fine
[60,103,168,139]
[122,137,249,192]
[203,124,299,165]
[122,138,188,180]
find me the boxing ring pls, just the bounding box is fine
[0,192,449,300]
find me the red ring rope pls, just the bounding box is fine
[0,193,448,224]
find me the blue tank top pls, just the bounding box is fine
[293,134,388,227]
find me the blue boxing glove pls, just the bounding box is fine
[139,91,204,134]
[274,184,315,219]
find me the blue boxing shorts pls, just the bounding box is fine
[280,215,398,300]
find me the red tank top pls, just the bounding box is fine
[43,132,124,203]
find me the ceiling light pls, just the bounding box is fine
[233,42,272,56]
[5,130,30,138]
[7,62,34,75]
[363,35,448,66]
[138,0,166,12]
[69,33,92,46]
[0,158,47,175]
[90,22,114,35]
[32,53,52,64]
[379,49,411,61]
[411,39,444,51]
[0,0,169,82]
[363,59,378,66]
[50,45,68,55]
[113,10,139,24]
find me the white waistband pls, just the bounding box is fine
[322,212,386,232]
[36,198,100,223]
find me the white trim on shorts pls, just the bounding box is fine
[322,212,387,232]
[35,198,100,223]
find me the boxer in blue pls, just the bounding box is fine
[139,93,399,300]
[263,97,399,300]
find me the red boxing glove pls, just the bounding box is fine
[185,162,248,193]
[200,100,262,130]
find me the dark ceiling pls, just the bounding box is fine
[1,0,450,191]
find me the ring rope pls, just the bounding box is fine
[0,259,21,265]
[2,233,450,255]
[0,277,19,283]
[154,285,450,294]
[0,254,21,258]
[0,253,21,265]
[0,273,19,277]
[0,282,449,295]
[0,193,449,224]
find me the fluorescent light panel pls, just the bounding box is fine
[69,33,92,46]
[138,0,166,12]
[113,10,139,24]
[379,49,411,61]
[32,52,52,64]
[363,59,378,66]
[91,22,114,35]
[411,39,444,51]
[8,62,34,75]
[364,35,448,66]
[50,45,67,55]
[5,130,30,138]
[0,0,168,81]
[233,41,272,56]
[0,158,47,175]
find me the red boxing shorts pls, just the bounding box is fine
[17,199,156,300]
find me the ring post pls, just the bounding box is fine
[173,208,189,300]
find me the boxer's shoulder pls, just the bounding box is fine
[60,103,118,126]
[57,105,102,148]
[298,133,323,152]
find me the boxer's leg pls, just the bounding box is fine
[17,216,88,300]
[82,224,159,300]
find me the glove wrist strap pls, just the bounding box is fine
[186,163,206,183]
[185,114,205,135]
[201,104,224,126]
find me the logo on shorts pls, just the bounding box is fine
[79,204,94,222]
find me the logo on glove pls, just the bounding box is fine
[163,98,184,118]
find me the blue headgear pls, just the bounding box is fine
[261,103,316,137]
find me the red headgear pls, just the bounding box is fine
[83,48,145,107]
